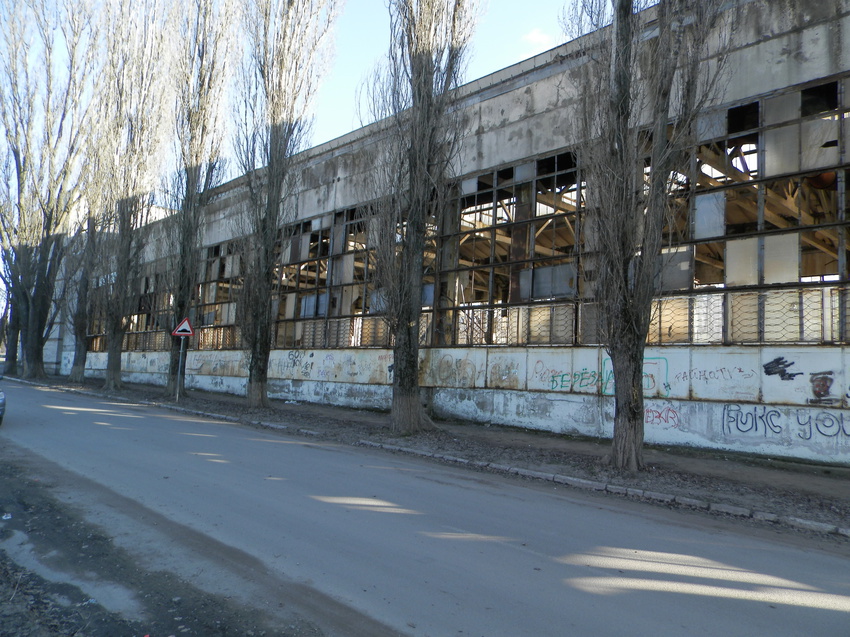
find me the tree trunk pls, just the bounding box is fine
[21,321,46,379]
[68,337,88,383]
[103,327,124,391]
[609,342,646,472]
[247,358,270,408]
[68,269,90,383]
[4,304,20,376]
[244,290,274,409]
[391,318,430,434]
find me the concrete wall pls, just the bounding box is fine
[62,344,850,465]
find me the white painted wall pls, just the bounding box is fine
[61,344,850,465]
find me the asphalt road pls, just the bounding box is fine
[1,381,849,636]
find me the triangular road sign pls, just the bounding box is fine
[172,318,195,336]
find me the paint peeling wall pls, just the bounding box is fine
[62,344,850,464]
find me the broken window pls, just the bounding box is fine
[801,117,839,170]
[728,102,759,134]
[694,242,725,285]
[801,81,838,117]
[723,185,760,235]
[765,176,838,230]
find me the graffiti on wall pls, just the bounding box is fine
[270,350,385,383]
[721,404,783,437]
[601,357,670,398]
[436,353,481,387]
[488,359,521,389]
[187,351,243,378]
[722,403,850,444]
[272,350,314,378]
[645,406,680,428]
[761,355,845,406]
[763,357,803,381]
[797,410,850,441]
[545,367,604,392]
[808,371,836,405]
[674,366,757,384]
[534,357,670,398]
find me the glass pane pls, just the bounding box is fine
[694,191,725,238]
[579,302,601,344]
[551,304,575,344]
[763,233,798,284]
[801,116,839,170]
[726,238,758,286]
[764,125,799,176]
[697,110,725,140]
[658,247,692,291]
[764,92,798,126]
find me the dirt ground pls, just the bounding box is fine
[1,377,849,636]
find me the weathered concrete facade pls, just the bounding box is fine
[58,1,850,464]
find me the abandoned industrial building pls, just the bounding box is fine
[45,2,850,464]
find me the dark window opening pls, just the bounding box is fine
[727,102,759,134]
[801,82,838,116]
[538,152,577,176]
[497,167,514,185]
[537,155,556,175]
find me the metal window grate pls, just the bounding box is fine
[198,326,239,350]
[728,292,760,343]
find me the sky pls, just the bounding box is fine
[310,0,569,146]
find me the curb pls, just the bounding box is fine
[357,440,848,539]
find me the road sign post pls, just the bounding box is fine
[171,318,195,402]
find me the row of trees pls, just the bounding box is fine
[0,0,738,470]
[0,0,232,392]
[0,0,337,396]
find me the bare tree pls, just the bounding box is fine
[361,0,475,433]
[163,0,233,398]
[570,0,733,470]
[234,0,337,407]
[65,205,101,383]
[95,0,171,391]
[0,0,99,378]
